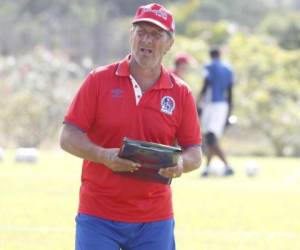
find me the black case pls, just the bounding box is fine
[118,137,182,184]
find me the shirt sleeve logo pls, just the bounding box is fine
[161,96,175,115]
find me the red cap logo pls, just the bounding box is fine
[132,3,175,33]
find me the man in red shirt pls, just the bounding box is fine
[60,3,202,250]
[171,53,193,79]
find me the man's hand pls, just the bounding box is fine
[158,156,183,178]
[101,148,141,172]
[60,124,140,172]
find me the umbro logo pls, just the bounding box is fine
[111,88,123,98]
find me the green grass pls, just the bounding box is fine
[1,151,300,250]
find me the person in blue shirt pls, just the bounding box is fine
[197,48,234,177]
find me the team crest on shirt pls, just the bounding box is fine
[161,96,175,115]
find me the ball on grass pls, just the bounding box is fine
[15,147,39,163]
[245,160,259,177]
[208,159,226,177]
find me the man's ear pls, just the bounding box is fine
[129,27,134,43]
[165,37,174,54]
[168,38,174,50]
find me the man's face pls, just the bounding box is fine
[176,62,189,76]
[130,22,174,69]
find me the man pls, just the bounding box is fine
[60,3,202,250]
[197,48,234,177]
[171,53,192,79]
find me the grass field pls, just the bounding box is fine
[0,150,300,250]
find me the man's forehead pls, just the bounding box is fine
[134,22,165,32]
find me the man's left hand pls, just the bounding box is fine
[158,157,183,178]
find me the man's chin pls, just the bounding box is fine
[136,58,158,69]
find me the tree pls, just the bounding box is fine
[228,34,300,156]
[0,47,84,147]
[259,12,300,50]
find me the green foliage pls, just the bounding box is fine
[0,47,84,147]
[259,12,300,50]
[0,0,131,63]
[0,1,300,155]
[166,30,300,156]
[170,0,201,25]
[228,34,300,156]
[182,0,270,28]
[0,0,299,62]
[185,20,236,45]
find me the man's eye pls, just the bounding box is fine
[152,32,163,39]
[136,30,163,40]
[137,30,146,36]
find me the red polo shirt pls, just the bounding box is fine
[64,55,201,222]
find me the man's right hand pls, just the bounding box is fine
[101,148,141,172]
[60,124,140,172]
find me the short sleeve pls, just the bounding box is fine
[64,71,98,132]
[177,89,202,148]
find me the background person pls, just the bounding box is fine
[60,3,202,250]
[171,53,193,79]
[197,48,234,177]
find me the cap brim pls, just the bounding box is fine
[132,18,172,33]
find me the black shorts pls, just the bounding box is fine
[204,132,218,146]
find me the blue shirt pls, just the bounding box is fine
[204,59,233,103]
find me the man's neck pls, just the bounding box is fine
[129,58,161,92]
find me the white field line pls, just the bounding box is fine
[1,226,299,239]
[0,226,74,233]
[175,229,300,239]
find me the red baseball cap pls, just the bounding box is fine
[175,54,191,65]
[132,3,175,33]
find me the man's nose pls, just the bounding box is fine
[141,33,153,43]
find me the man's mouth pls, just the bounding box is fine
[140,48,153,54]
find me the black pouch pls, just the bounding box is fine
[118,137,182,184]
